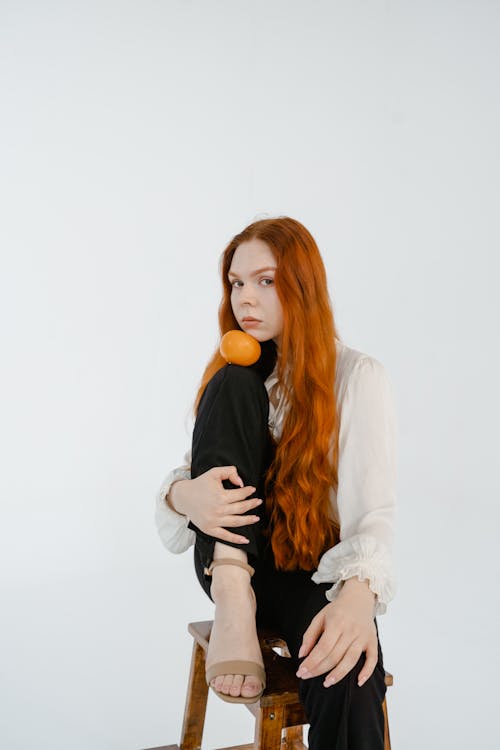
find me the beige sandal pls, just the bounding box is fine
[204,557,266,704]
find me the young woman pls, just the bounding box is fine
[155,216,397,749]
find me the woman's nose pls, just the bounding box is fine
[240,285,257,305]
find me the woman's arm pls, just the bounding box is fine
[154,448,263,552]
[154,449,196,554]
[296,354,398,688]
[311,355,398,616]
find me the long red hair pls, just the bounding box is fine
[192,216,341,571]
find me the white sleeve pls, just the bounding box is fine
[311,356,398,616]
[154,448,196,554]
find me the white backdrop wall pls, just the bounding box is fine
[1,1,498,748]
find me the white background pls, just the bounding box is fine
[1,1,499,748]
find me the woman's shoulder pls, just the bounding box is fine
[335,339,391,404]
[335,338,381,370]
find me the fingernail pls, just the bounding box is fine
[324,677,335,687]
[298,645,305,657]
[297,668,311,678]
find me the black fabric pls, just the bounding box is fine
[247,336,278,381]
[188,362,387,749]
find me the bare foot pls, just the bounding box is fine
[206,565,264,699]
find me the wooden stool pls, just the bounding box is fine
[148,619,393,750]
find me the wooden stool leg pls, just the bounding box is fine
[179,640,209,750]
[282,725,306,750]
[254,706,284,749]
[382,696,391,750]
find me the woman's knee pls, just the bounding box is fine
[206,363,269,403]
[191,363,272,483]
[195,364,270,435]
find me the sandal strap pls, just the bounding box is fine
[204,557,255,577]
[206,660,266,687]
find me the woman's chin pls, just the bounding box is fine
[240,327,264,340]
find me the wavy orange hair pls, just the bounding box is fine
[192,216,341,571]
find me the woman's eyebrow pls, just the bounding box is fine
[228,266,277,278]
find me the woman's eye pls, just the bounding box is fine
[230,278,274,288]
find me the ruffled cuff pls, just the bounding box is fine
[310,533,397,616]
[154,467,196,554]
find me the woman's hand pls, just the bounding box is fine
[296,578,379,688]
[168,466,263,545]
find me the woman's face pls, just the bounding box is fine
[228,238,284,347]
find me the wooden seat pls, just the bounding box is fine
[146,620,393,750]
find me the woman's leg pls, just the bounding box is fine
[188,362,275,698]
[190,362,274,589]
[256,559,387,750]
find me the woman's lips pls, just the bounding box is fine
[242,318,261,326]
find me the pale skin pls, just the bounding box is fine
[168,238,379,698]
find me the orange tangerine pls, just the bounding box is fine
[220,330,261,366]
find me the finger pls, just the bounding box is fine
[226,497,263,514]
[219,513,261,527]
[226,487,260,504]
[298,630,349,679]
[303,634,354,679]
[357,642,379,687]
[211,465,245,488]
[297,611,328,664]
[323,643,363,687]
[212,528,250,545]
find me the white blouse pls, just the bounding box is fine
[154,339,398,616]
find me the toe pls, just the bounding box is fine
[241,675,262,698]
[221,674,234,694]
[229,674,244,696]
[213,675,225,692]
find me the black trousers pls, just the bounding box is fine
[188,363,387,750]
